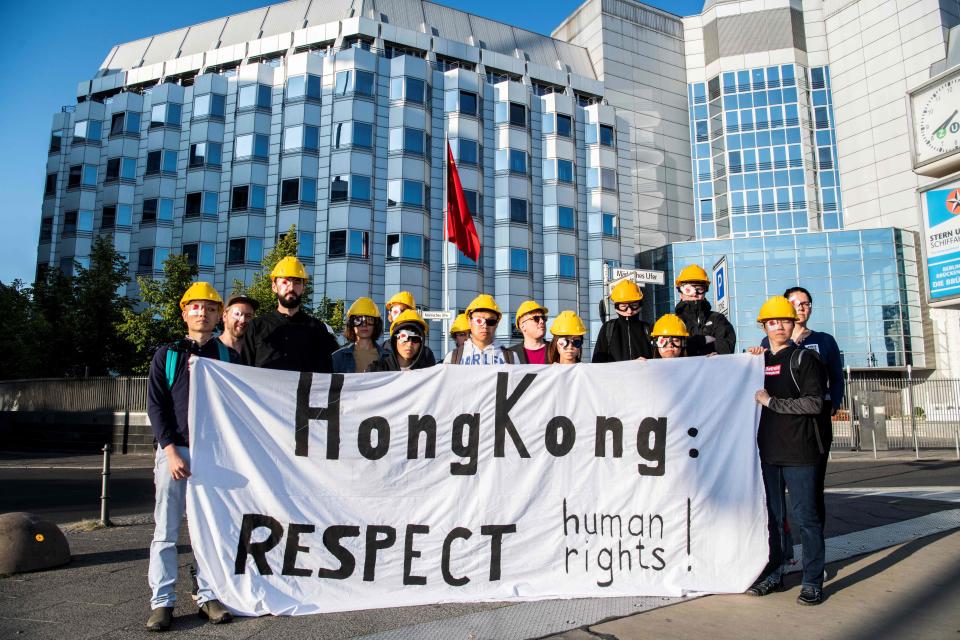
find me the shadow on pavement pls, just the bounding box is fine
[825,528,958,596]
[69,544,191,568]
[830,531,960,640]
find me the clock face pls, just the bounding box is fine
[916,76,960,159]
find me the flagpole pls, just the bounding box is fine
[443,131,450,342]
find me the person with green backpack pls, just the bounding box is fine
[145,282,238,632]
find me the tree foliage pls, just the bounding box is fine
[0,280,43,379]
[72,237,134,375]
[118,252,197,374]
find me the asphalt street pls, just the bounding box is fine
[2,451,959,525]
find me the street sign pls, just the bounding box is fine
[421,310,453,321]
[610,268,665,286]
[713,256,728,317]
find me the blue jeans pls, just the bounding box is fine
[148,445,214,608]
[760,462,825,589]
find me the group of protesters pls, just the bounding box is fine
[144,254,845,630]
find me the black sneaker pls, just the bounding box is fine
[797,585,823,605]
[746,576,782,596]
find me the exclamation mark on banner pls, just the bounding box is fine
[686,497,692,571]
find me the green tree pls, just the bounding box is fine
[31,265,78,376]
[119,253,197,374]
[72,236,134,375]
[234,224,313,314]
[0,280,43,380]
[317,296,345,338]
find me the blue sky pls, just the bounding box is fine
[0,0,703,285]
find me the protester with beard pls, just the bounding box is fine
[217,294,257,355]
[591,279,653,362]
[240,257,339,372]
[673,264,736,356]
[366,310,434,372]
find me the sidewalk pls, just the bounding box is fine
[1,450,958,639]
[554,528,960,640]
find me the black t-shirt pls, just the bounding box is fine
[241,309,339,373]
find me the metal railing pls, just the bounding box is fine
[0,377,147,413]
[833,371,960,455]
[1,372,958,455]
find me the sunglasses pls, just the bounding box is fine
[655,336,685,348]
[679,283,707,295]
[395,330,423,344]
[349,316,376,327]
[614,302,641,312]
[558,337,583,349]
[472,317,498,327]
[792,301,812,309]
[522,314,547,325]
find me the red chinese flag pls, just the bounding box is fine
[446,142,480,262]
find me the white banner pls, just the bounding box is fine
[187,355,768,616]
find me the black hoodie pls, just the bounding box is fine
[591,315,653,362]
[366,325,435,372]
[674,299,736,356]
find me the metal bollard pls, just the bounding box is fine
[871,430,877,460]
[100,444,112,527]
[955,429,959,461]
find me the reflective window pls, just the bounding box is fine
[238,84,272,109]
[194,93,226,118]
[510,198,528,224]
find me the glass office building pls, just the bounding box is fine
[688,64,844,240]
[638,228,927,369]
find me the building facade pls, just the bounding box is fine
[36,0,960,372]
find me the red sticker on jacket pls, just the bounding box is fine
[765,365,781,376]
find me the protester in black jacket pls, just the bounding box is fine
[366,310,434,372]
[592,279,653,362]
[746,296,826,607]
[673,263,736,356]
[240,257,339,373]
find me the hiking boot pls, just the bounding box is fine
[745,576,782,596]
[197,599,233,624]
[146,607,173,632]
[797,585,823,605]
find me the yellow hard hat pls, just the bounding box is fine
[390,309,428,336]
[651,314,690,338]
[270,256,309,280]
[675,263,710,287]
[450,313,470,335]
[466,293,501,319]
[179,282,223,310]
[549,310,587,337]
[610,279,643,304]
[515,300,549,329]
[386,291,416,311]
[346,296,380,318]
[757,296,798,323]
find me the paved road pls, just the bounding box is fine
[2,451,958,525]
